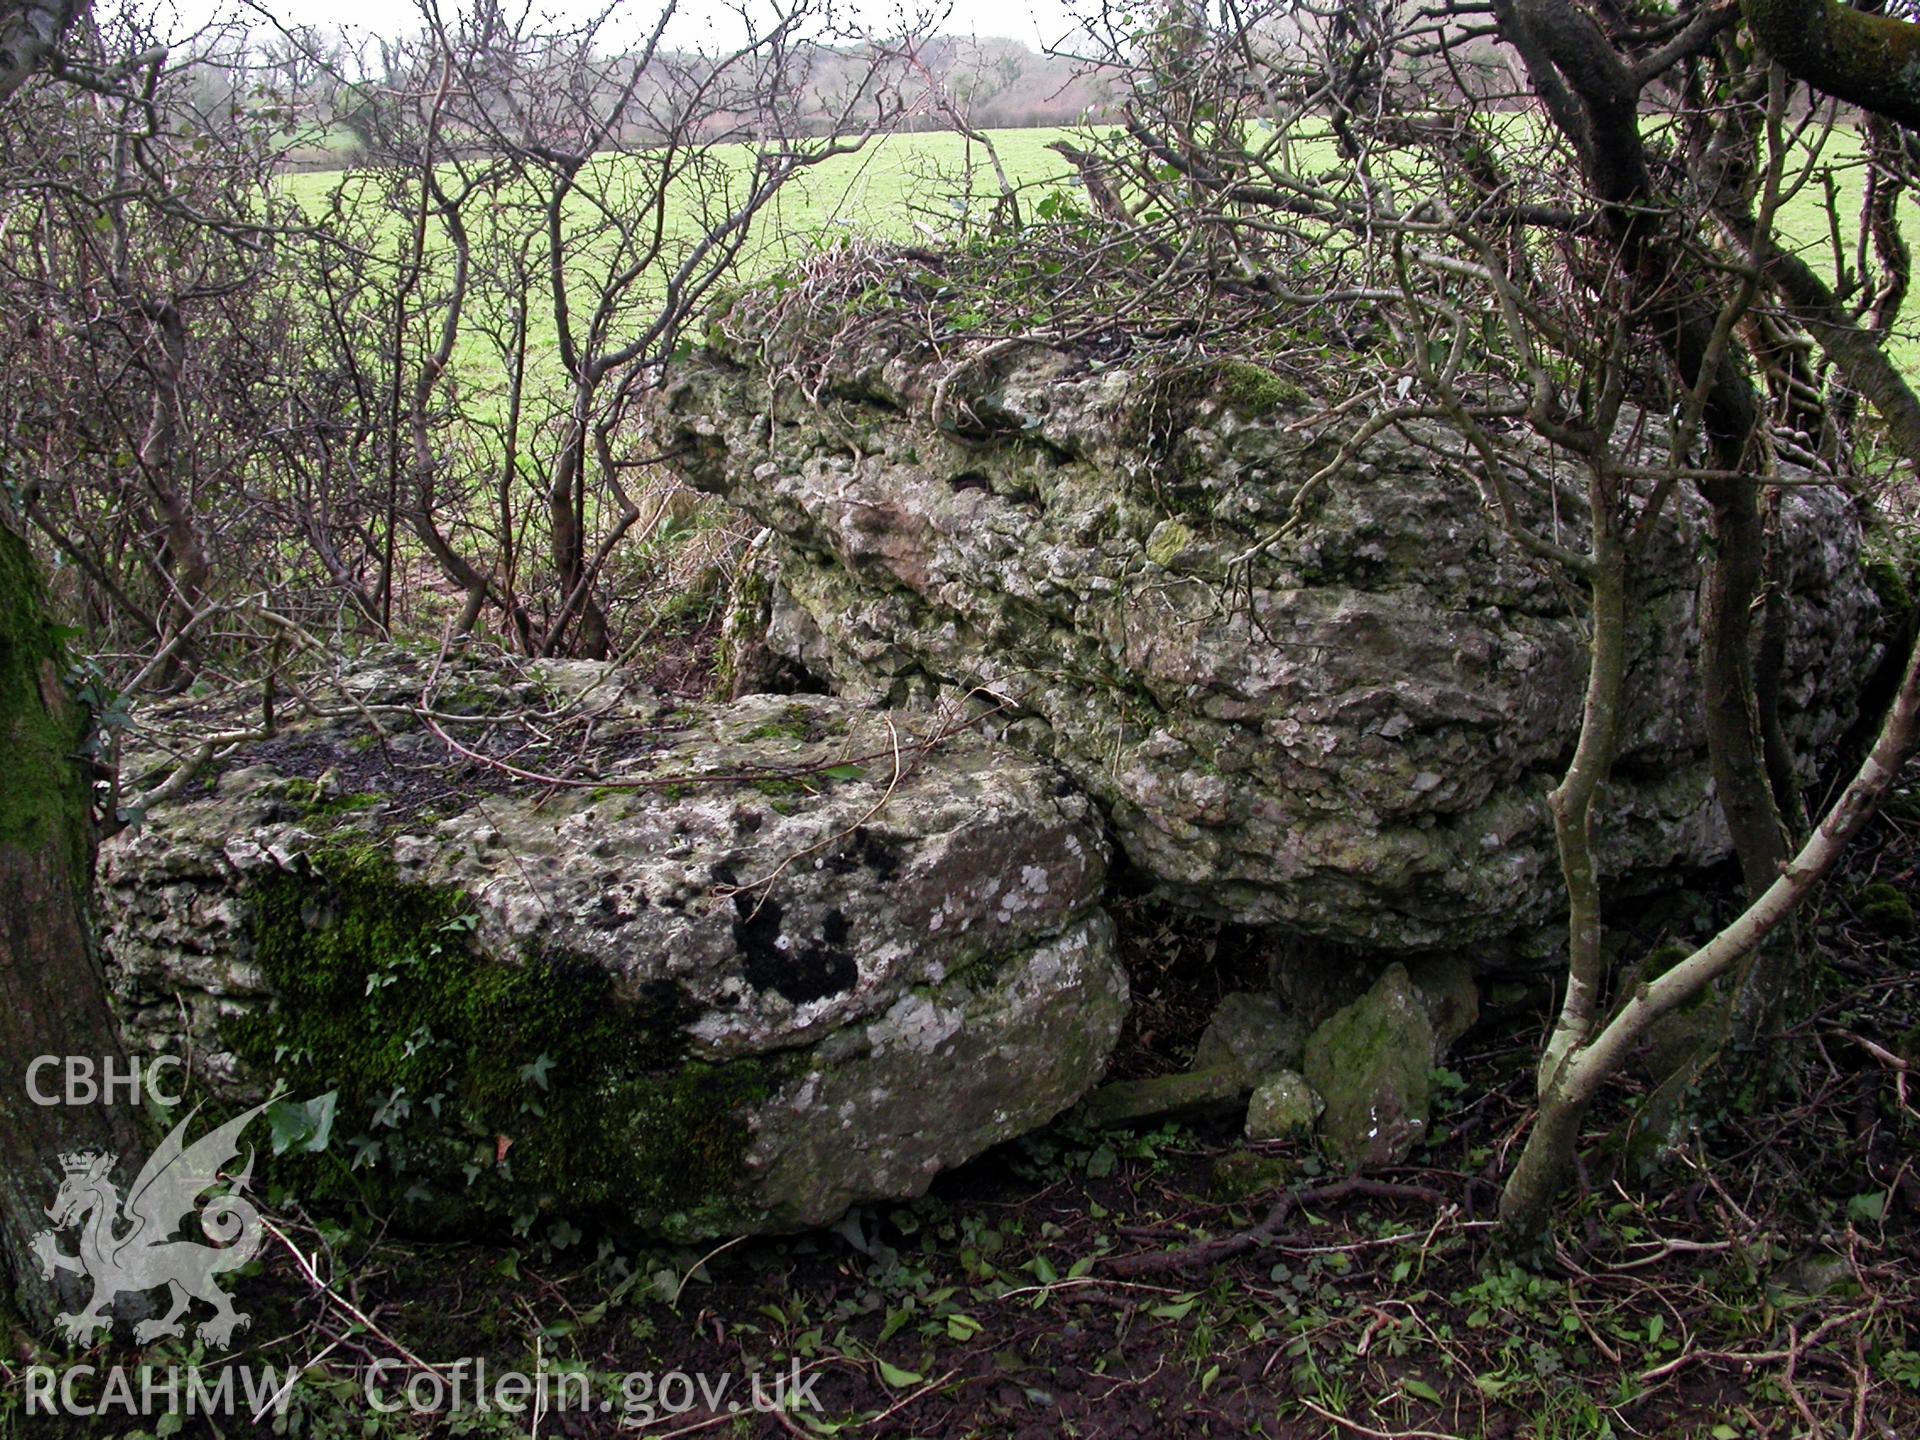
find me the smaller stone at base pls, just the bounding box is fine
[1244,1069,1323,1142]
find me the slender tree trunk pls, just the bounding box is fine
[545,412,610,659]
[1496,1084,1586,1259]
[1537,475,1629,1094]
[1499,625,1920,1251]
[1699,477,1802,1052]
[139,301,211,694]
[1701,478,1791,898]
[0,514,146,1334]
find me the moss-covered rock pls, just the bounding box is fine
[714,527,809,701]
[1633,941,1717,1085]
[1191,991,1308,1083]
[221,846,774,1235]
[98,650,1127,1238]
[1302,964,1435,1171]
[1243,1070,1322,1142]
[1209,1149,1298,1202]
[1405,954,1480,1051]
[1078,1066,1249,1127]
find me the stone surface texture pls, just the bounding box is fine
[98,649,1125,1237]
[1244,1070,1324,1142]
[652,310,1883,956]
[1303,964,1436,1170]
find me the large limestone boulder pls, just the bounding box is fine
[651,286,1882,956]
[99,649,1126,1238]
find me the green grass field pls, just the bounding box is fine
[278,128,1077,393]
[281,126,1075,234]
[279,120,1917,392]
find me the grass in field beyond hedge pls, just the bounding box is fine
[279,120,1916,397]
[278,129,1075,389]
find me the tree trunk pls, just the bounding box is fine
[0,0,81,103]
[0,515,147,1335]
[1496,1084,1586,1259]
[139,300,211,694]
[1496,624,1920,1250]
[1743,0,1920,130]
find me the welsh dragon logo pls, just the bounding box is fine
[31,1101,273,1349]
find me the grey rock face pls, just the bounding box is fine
[1079,1066,1249,1126]
[1192,991,1308,1083]
[98,650,1125,1237]
[1404,955,1480,1052]
[652,328,1881,956]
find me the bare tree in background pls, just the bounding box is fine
[0,0,900,1329]
[0,6,301,690]
[265,0,904,660]
[1,0,908,696]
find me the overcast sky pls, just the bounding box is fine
[182,0,1091,55]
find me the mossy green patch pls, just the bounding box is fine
[1301,964,1434,1171]
[745,718,811,742]
[1643,941,1711,1012]
[0,523,91,873]
[282,781,384,822]
[1213,359,1308,416]
[1145,520,1195,568]
[1854,882,1916,937]
[713,555,776,701]
[1111,358,1304,506]
[1209,1149,1298,1203]
[1122,357,1306,440]
[436,683,513,718]
[227,845,774,1235]
[586,786,639,818]
[752,777,809,799]
[1864,553,1914,617]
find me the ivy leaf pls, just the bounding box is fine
[1848,1190,1888,1224]
[519,1053,556,1091]
[267,1090,338,1156]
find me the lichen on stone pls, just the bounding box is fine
[99,652,1129,1238]
[650,271,1884,960]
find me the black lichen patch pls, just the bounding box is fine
[732,893,858,1005]
[855,828,903,882]
[824,827,903,883]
